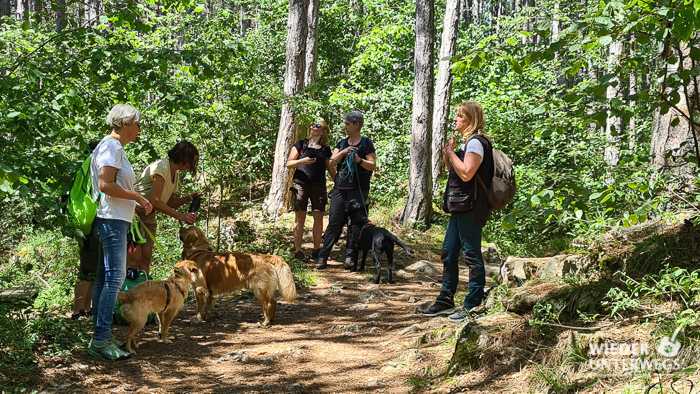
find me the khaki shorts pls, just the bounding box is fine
[134,206,158,248]
[291,183,327,212]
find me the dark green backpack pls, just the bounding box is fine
[113,268,156,325]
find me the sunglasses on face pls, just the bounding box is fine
[312,123,323,128]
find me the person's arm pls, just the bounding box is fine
[286,146,316,168]
[330,145,356,163]
[98,166,153,215]
[148,175,196,224]
[445,144,482,182]
[326,159,337,179]
[354,152,376,171]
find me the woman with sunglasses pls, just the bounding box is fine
[286,121,336,262]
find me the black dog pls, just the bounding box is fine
[345,200,412,284]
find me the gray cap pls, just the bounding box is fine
[345,112,364,126]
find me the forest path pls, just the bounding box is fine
[33,258,494,393]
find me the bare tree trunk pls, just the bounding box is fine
[239,4,251,36]
[604,40,623,181]
[15,0,25,20]
[1,0,11,17]
[304,0,319,88]
[263,0,308,220]
[55,0,65,32]
[650,41,700,191]
[402,0,434,227]
[432,0,460,194]
[628,36,637,151]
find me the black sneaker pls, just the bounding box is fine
[311,249,321,259]
[421,301,456,317]
[315,258,327,269]
[294,250,307,262]
[343,257,354,270]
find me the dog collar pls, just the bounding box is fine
[161,282,172,313]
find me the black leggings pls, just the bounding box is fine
[318,188,369,261]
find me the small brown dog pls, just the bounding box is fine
[179,226,297,325]
[117,260,198,354]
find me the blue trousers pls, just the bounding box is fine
[91,218,129,341]
[436,215,485,309]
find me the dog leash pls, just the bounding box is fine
[140,221,165,254]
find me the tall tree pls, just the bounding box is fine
[263,0,308,219]
[431,0,460,194]
[401,0,434,227]
[1,0,11,17]
[650,41,700,189]
[304,0,319,88]
[604,39,623,180]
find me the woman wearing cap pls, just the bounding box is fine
[286,121,336,262]
[89,104,152,361]
[316,112,377,269]
[129,140,201,274]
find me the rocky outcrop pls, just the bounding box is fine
[499,255,591,286]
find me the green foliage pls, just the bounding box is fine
[0,304,91,376]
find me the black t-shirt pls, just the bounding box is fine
[334,137,376,191]
[292,139,332,185]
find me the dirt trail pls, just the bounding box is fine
[28,259,476,393]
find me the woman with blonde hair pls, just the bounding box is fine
[422,102,494,323]
[286,121,336,262]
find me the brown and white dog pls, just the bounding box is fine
[117,260,198,354]
[179,226,297,326]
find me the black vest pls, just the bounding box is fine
[444,135,494,223]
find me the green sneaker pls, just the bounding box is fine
[88,339,132,360]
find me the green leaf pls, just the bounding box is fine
[575,209,583,219]
[7,112,21,118]
[502,214,516,230]
[599,36,613,46]
[531,195,541,206]
[510,59,523,74]
[589,192,602,200]
[533,105,546,115]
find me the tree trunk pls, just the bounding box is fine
[432,0,460,194]
[239,4,251,36]
[1,0,11,17]
[55,0,65,32]
[263,0,308,220]
[304,0,319,88]
[628,35,637,151]
[402,0,434,227]
[650,41,700,191]
[604,40,623,180]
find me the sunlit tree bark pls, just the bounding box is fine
[264,0,308,219]
[431,0,460,194]
[402,0,434,227]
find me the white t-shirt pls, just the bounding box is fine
[90,137,136,222]
[461,139,484,158]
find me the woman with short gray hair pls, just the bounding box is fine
[88,104,152,360]
[316,112,377,269]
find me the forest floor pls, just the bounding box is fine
[11,251,524,393]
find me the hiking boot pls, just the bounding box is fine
[448,308,471,323]
[421,300,456,317]
[88,339,132,360]
[294,250,307,262]
[311,249,321,259]
[315,258,327,269]
[343,257,354,270]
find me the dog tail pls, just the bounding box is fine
[390,234,412,255]
[116,291,135,304]
[274,258,297,303]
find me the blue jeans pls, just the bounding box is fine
[91,218,129,341]
[436,215,485,309]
